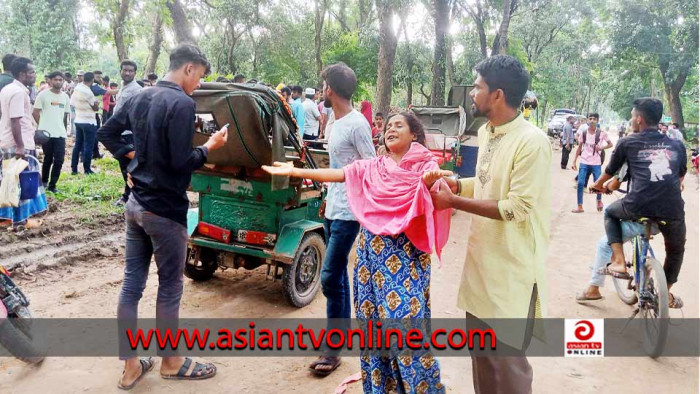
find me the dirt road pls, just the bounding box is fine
[0,140,697,393]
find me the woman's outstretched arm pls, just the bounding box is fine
[262,161,345,183]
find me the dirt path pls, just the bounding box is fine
[0,140,697,393]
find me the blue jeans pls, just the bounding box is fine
[321,219,360,321]
[576,163,601,205]
[117,198,189,359]
[71,123,98,173]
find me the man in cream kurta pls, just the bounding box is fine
[431,55,551,394]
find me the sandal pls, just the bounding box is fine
[118,357,154,390]
[309,356,342,376]
[161,357,216,380]
[571,208,584,213]
[576,292,604,303]
[669,293,684,309]
[597,200,604,212]
[597,263,632,280]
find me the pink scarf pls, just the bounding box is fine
[360,100,373,127]
[343,143,451,261]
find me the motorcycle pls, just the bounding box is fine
[0,264,44,364]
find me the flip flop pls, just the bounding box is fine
[309,356,342,376]
[161,357,216,380]
[669,293,684,309]
[571,208,584,213]
[597,264,632,280]
[118,357,154,390]
[576,292,604,303]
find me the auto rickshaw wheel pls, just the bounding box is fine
[282,232,324,308]
[184,247,218,282]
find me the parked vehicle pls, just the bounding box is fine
[0,263,44,363]
[186,82,326,308]
[547,108,577,137]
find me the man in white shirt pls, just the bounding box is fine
[70,71,99,175]
[33,71,71,193]
[302,87,321,140]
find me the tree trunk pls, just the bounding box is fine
[112,0,130,62]
[491,0,513,55]
[144,11,163,77]
[661,69,688,128]
[374,0,398,115]
[167,0,197,45]
[430,0,450,106]
[314,0,326,84]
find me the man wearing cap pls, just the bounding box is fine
[302,87,321,140]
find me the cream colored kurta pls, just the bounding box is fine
[457,114,551,348]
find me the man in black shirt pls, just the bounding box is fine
[99,44,228,389]
[592,98,686,308]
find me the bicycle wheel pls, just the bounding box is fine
[613,240,638,305]
[641,257,669,358]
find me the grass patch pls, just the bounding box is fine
[51,158,125,223]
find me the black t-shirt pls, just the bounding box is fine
[605,129,686,219]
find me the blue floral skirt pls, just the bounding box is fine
[353,227,444,394]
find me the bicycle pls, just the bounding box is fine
[612,218,669,358]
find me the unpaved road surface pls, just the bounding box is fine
[0,138,697,393]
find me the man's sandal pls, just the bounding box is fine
[597,264,632,280]
[161,357,217,380]
[309,356,342,376]
[571,208,584,213]
[576,292,604,303]
[669,293,684,309]
[118,357,154,390]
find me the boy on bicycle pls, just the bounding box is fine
[591,98,686,308]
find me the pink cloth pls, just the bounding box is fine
[360,100,373,127]
[343,143,451,261]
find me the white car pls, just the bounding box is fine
[547,109,577,137]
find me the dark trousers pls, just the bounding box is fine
[117,198,189,359]
[604,200,686,284]
[41,137,65,189]
[93,114,102,159]
[560,144,572,169]
[71,123,98,173]
[303,133,318,141]
[467,285,537,394]
[116,134,134,200]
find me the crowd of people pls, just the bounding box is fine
[0,52,163,229]
[0,38,691,394]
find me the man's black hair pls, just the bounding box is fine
[9,57,33,78]
[321,62,357,100]
[168,44,211,74]
[147,73,157,81]
[120,60,138,71]
[632,97,663,126]
[2,53,17,72]
[375,112,384,118]
[587,112,600,120]
[672,122,680,128]
[46,71,64,79]
[110,82,118,87]
[93,70,102,75]
[64,71,72,78]
[103,75,110,82]
[83,72,95,83]
[281,86,292,96]
[473,55,529,109]
[291,85,303,94]
[233,73,245,82]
